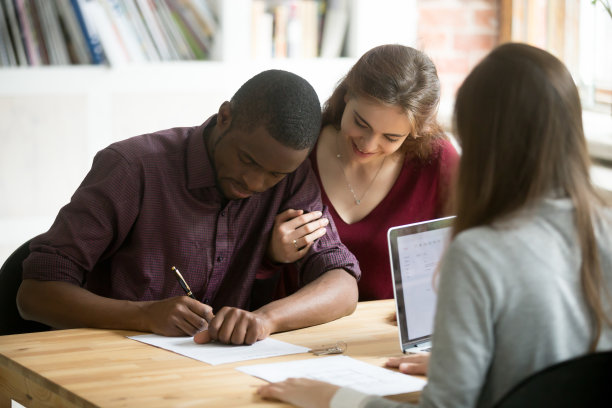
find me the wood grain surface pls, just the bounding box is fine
[0,300,422,407]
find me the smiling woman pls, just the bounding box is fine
[257,44,459,303]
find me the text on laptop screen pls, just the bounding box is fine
[397,226,451,340]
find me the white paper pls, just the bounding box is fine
[237,355,427,395]
[128,334,310,365]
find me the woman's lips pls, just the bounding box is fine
[352,141,375,158]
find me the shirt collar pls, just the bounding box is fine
[186,115,217,190]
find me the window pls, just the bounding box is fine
[500,0,612,114]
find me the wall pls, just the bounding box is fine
[417,0,499,124]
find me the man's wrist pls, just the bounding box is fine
[128,300,152,332]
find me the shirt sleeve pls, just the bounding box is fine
[22,147,141,285]
[331,387,416,408]
[416,235,495,408]
[280,159,361,286]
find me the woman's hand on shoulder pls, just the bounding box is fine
[266,209,329,263]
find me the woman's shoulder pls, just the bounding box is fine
[431,137,460,166]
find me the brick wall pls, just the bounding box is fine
[416,0,500,124]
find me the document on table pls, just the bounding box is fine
[128,334,310,365]
[237,355,427,396]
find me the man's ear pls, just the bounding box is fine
[217,101,232,131]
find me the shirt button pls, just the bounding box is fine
[216,256,223,262]
[221,211,226,216]
[204,298,210,304]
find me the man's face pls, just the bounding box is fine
[212,124,310,200]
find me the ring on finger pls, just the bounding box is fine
[293,239,299,250]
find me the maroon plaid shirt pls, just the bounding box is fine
[23,118,360,311]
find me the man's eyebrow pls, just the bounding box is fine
[353,110,407,138]
[240,150,292,175]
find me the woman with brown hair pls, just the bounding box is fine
[260,44,458,302]
[257,43,612,408]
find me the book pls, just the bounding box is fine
[165,0,210,59]
[0,1,17,66]
[319,0,348,58]
[120,0,161,61]
[33,0,71,65]
[153,0,194,60]
[81,0,130,65]
[273,3,288,58]
[3,0,28,65]
[15,0,42,65]
[28,0,50,64]
[250,0,273,59]
[183,0,217,38]
[56,0,92,64]
[101,0,148,62]
[71,0,105,64]
[299,0,318,58]
[134,0,177,60]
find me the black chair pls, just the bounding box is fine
[0,239,50,335]
[494,350,612,408]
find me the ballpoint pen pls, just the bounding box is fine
[172,266,196,299]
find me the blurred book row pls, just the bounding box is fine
[0,0,350,67]
[250,0,348,59]
[0,0,218,66]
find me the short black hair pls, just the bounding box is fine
[229,70,321,151]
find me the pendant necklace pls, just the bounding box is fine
[335,136,386,206]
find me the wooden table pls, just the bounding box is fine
[0,300,421,407]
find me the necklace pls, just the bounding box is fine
[335,136,386,206]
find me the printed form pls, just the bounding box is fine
[128,334,309,365]
[237,355,427,395]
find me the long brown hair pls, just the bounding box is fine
[322,44,447,160]
[453,42,611,351]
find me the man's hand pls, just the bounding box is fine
[140,296,214,337]
[193,307,271,345]
[267,209,329,263]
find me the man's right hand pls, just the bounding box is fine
[139,296,214,337]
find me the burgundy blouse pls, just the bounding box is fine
[313,139,459,300]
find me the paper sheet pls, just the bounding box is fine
[128,334,310,365]
[237,355,427,395]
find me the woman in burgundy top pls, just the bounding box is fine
[262,44,459,301]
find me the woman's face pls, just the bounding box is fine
[339,96,412,164]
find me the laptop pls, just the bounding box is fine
[387,216,455,354]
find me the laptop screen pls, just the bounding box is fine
[387,216,454,349]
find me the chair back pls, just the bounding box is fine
[0,239,50,335]
[494,350,612,408]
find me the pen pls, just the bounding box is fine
[172,266,196,299]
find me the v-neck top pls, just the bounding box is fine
[312,138,459,300]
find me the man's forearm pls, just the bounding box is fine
[17,280,147,331]
[253,269,358,334]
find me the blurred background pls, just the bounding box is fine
[1,0,611,263]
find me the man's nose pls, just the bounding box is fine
[242,168,266,193]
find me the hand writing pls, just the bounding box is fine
[140,296,213,337]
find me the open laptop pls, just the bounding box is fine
[387,216,455,354]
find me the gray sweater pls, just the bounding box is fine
[331,198,612,408]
